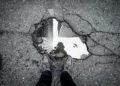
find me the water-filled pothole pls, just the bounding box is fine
[31,18,89,59]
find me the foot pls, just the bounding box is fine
[64,55,73,71]
[42,54,50,71]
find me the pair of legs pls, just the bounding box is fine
[35,70,76,86]
[36,54,76,86]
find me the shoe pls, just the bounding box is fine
[64,55,73,71]
[42,54,50,71]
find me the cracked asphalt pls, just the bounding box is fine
[0,0,120,86]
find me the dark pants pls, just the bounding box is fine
[36,70,76,86]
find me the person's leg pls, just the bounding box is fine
[36,54,52,86]
[60,71,76,86]
[36,70,52,86]
[60,56,77,86]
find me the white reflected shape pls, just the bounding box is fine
[53,19,89,59]
[48,9,54,16]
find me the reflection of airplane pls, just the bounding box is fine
[73,43,78,48]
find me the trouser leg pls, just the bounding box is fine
[36,70,52,86]
[60,71,77,86]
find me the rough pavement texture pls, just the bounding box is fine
[0,0,120,86]
[0,32,43,86]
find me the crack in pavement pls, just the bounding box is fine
[67,13,97,32]
[88,36,118,56]
[89,32,120,56]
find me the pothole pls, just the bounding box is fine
[31,18,89,59]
